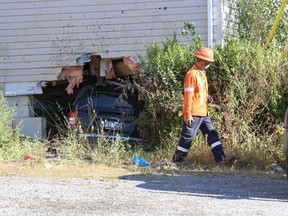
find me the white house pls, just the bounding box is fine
[0,0,236,139]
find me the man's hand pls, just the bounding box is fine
[184,116,194,126]
[208,95,213,104]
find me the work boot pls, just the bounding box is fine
[172,150,187,163]
[216,154,236,165]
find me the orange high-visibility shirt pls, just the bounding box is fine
[183,65,208,118]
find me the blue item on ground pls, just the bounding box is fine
[132,155,149,167]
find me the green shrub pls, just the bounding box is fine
[0,93,23,159]
[0,93,45,160]
[210,37,287,131]
[0,93,16,148]
[134,26,288,167]
[134,23,203,149]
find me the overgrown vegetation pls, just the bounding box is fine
[134,23,203,150]
[209,38,287,167]
[133,0,288,168]
[0,94,44,160]
[134,28,287,167]
[237,0,288,49]
[0,94,18,159]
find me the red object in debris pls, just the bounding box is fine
[68,109,78,130]
[24,154,36,160]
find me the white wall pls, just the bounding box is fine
[0,0,209,84]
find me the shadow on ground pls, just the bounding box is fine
[120,172,288,202]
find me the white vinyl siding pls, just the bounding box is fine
[0,0,209,83]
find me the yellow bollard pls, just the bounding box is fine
[264,0,287,49]
[280,47,288,61]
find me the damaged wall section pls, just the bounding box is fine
[32,55,140,139]
[0,0,210,84]
[0,0,228,139]
[57,55,138,95]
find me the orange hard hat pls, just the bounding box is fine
[194,47,215,62]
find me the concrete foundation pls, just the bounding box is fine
[16,117,47,139]
[5,96,34,118]
[5,95,47,139]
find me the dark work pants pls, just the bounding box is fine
[173,116,225,162]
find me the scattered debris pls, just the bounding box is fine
[132,155,149,167]
[45,147,63,162]
[44,163,53,169]
[270,163,284,172]
[113,57,139,76]
[24,154,37,160]
[58,66,83,94]
[266,163,284,172]
[154,161,166,166]
[76,53,91,65]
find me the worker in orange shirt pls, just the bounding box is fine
[172,47,235,164]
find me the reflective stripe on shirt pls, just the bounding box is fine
[184,87,194,92]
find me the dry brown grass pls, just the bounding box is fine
[0,159,285,181]
[0,161,131,179]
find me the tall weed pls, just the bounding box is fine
[207,37,287,165]
[210,37,287,131]
[237,0,288,50]
[0,93,43,160]
[0,93,16,150]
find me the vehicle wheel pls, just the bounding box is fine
[284,107,288,180]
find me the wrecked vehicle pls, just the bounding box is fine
[33,55,143,142]
[69,81,143,141]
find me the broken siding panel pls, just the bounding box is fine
[0,0,208,83]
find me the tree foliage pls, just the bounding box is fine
[237,0,288,50]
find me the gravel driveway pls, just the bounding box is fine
[0,171,287,216]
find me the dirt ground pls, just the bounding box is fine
[0,163,287,216]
